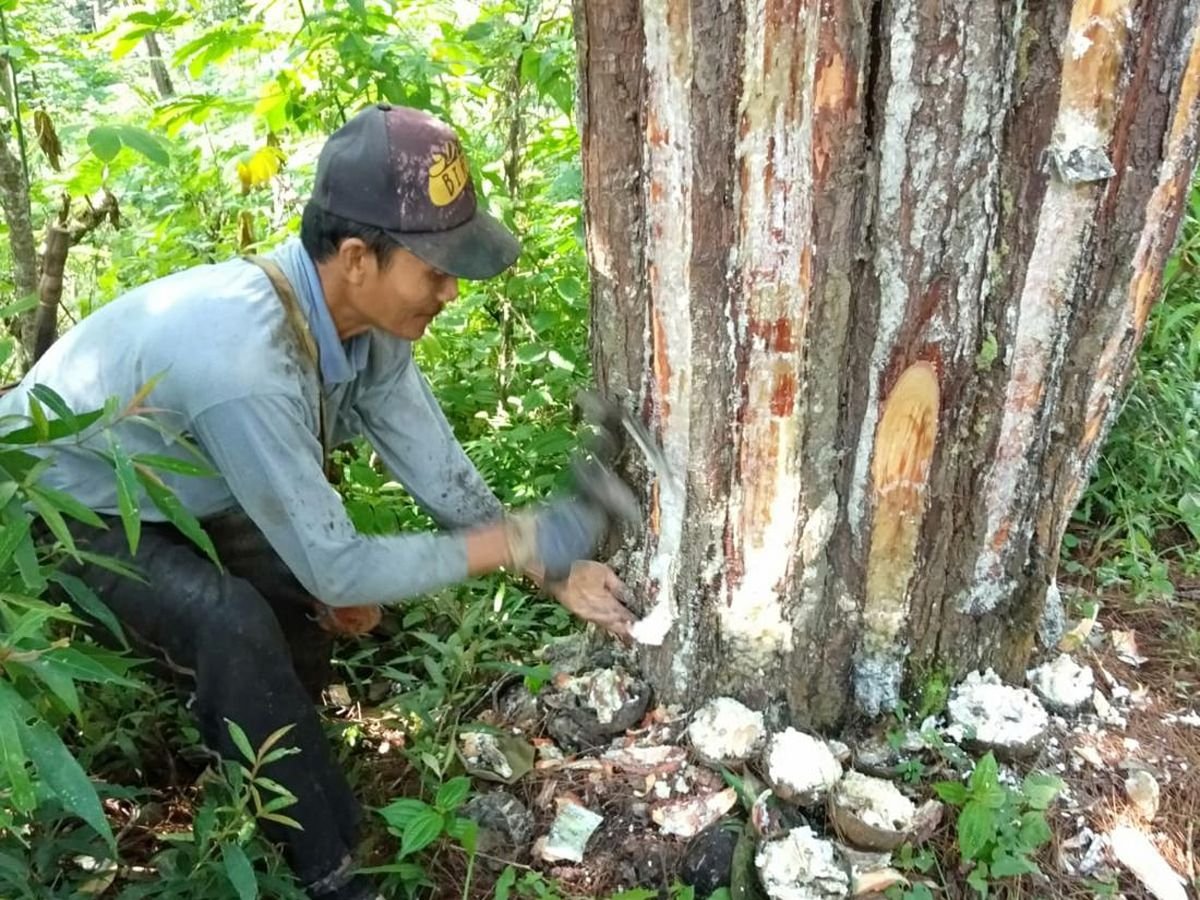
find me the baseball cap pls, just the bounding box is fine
[311,103,521,280]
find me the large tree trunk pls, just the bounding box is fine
[576,0,1200,729]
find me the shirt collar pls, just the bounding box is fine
[269,238,369,386]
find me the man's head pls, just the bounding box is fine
[302,104,520,339]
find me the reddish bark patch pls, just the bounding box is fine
[738,419,782,551]
[749,316,796,352]
[650,305,673,421]
[1060,0,1130,129]
[770,370,798,417]
[723,517,743,599]
[646,108,669,147]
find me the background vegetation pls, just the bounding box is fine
[0,0,1195,897]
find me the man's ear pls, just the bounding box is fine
[337,238,370,286]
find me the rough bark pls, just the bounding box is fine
[577,0,1200,729]
[0,123,38,368]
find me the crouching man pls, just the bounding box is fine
[0,103,635,899]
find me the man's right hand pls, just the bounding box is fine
[505,497,609,581]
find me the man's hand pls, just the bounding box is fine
[505,498,608,581]
[544,560,636,641]
[313,603,382,635]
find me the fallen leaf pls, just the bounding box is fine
[1072,744,1105,768]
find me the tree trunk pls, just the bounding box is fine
[0,123,39,368]
[576,0,1200,729]
[143,31,175,99]
[34,225,69,364]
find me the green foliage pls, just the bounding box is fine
[1073,179,1200,593]
[0,377,307,898]
[371,775,479,896]
[933,753,1063,897]
[0,0,592,895]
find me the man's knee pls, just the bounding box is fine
[200,579,290,657]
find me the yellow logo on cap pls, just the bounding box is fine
[428,142,470,207]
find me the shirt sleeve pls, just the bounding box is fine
[190,393,469,608]
[355,355,504,529]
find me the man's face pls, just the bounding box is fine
[348,243,459,340]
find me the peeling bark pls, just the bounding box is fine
[579,0,1200,728]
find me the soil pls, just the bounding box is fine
[86,583,1199,900]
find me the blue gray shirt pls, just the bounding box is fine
[0,238,504,607]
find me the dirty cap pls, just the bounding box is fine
[311,103,520,280]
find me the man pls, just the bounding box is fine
[0,103,636,899]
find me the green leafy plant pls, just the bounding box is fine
[1073,179,1200,594]
[373,775,478,897]
[933,752,1063,897]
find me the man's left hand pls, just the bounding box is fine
[543,560,636,641]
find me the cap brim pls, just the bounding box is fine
[387,210,520,280]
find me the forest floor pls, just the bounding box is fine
[340,579,1200,900]
[91,579,1199,900]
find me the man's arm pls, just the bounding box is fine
[351,351,636,637]
[355,354,504,528]
[191,393,512,607]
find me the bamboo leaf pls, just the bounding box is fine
[0,699,35,813]
[222,843,258,900]
[13,527,46,593]
[24,658,82,717]
[28,385,76,432]
[258,811,303,830]
[74,550,145,582]
[0,409,105,445]
[40,647,143,689]
[21,719,115,849]
[26,484,104,527]
[256,723,295,761]
[109,436,141,555]
[26,395,49,443]
[135,466,219,566]
[26,487,76,555]
[120,372,168,418]
[131,452,216,478]
[225,719,256,765]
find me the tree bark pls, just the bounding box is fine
[577,0,1200,729]
[0,122,39,368]
[33,192,119,363]
[34,225,68,363]
[143,31,175,99]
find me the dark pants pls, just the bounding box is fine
[60,512,362,895]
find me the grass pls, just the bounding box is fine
[1069,183,1200,596]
